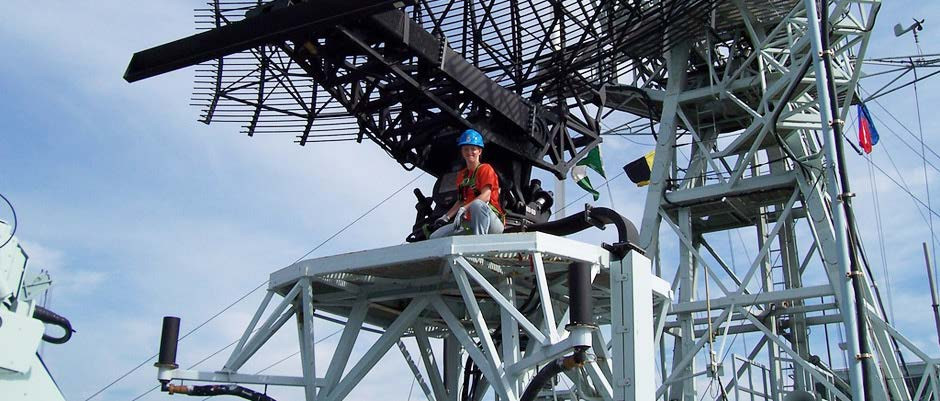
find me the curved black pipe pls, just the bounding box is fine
[507,206,641,259]
[520,351,588,401]
[520,361,565,401]
[33,305,74,344]
[165,383,276,401]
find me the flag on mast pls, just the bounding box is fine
[624,150,655,187]
[858,103,880,154]
[572,146,606,201]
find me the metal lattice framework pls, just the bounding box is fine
[131,0,940,400]
[628,0,939,400]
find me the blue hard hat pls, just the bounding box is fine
[457,129,485,148]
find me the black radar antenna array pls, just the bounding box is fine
[124,0,718,238]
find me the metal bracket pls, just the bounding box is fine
[438,36,447,68]
[611,273,631,283]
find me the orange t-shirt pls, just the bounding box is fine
[456,163,504,215]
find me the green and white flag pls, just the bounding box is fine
[571,146,606,201]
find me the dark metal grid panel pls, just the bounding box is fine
[187,0,754,142]
[402,0,724,105]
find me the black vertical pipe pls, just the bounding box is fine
[567,261,593,328]
[156,316,181,369]
[817,0,872,395]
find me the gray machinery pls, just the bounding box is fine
[0,221,73,401]
[126,0,940,400]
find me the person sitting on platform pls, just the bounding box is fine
[429,129,505,238]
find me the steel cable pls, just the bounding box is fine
[85,172,425,400]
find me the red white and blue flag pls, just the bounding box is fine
[857,103,879,154]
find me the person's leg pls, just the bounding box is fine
[429,222,457,239]
[468,200,504,235]
[467,200,492,235]
[487,207,504,234]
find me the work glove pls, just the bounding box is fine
[435,215,450,226]
[453,207,466,230]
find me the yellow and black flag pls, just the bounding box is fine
[623,151,655,187]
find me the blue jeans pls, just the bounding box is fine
[429,200,504,239]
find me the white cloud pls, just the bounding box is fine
[19,240,107,298]
[19,239,66,271]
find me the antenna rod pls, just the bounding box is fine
[922,242,940,349]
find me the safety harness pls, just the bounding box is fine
[458,165,505,222]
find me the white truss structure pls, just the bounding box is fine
[156,233,671,401]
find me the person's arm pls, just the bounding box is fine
[474,186,492,204]
[443,201,462,220]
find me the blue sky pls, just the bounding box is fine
[2,1,940,400]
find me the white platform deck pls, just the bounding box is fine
[269,232,613,334]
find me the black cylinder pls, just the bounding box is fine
[567,261,594,328]
[156,316,181,368]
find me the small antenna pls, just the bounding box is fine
[894,18,925,39]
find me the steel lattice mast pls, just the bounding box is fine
[621,0,928,399]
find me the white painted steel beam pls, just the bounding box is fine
[227,281,302,371]
[322,297,430,401]
[668,284,834,314]
[165,369,318,387]
[432,296,513,400]
[414,323,448,401]
[270,233,609,290]
[610,252,657,401]
[323,301,368,392]
[223,290,274,372]
[450,257,516,401]
[298,278,318,401]
[530,252,560,342]
[399,341,436,401]
[453,257,547,344]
